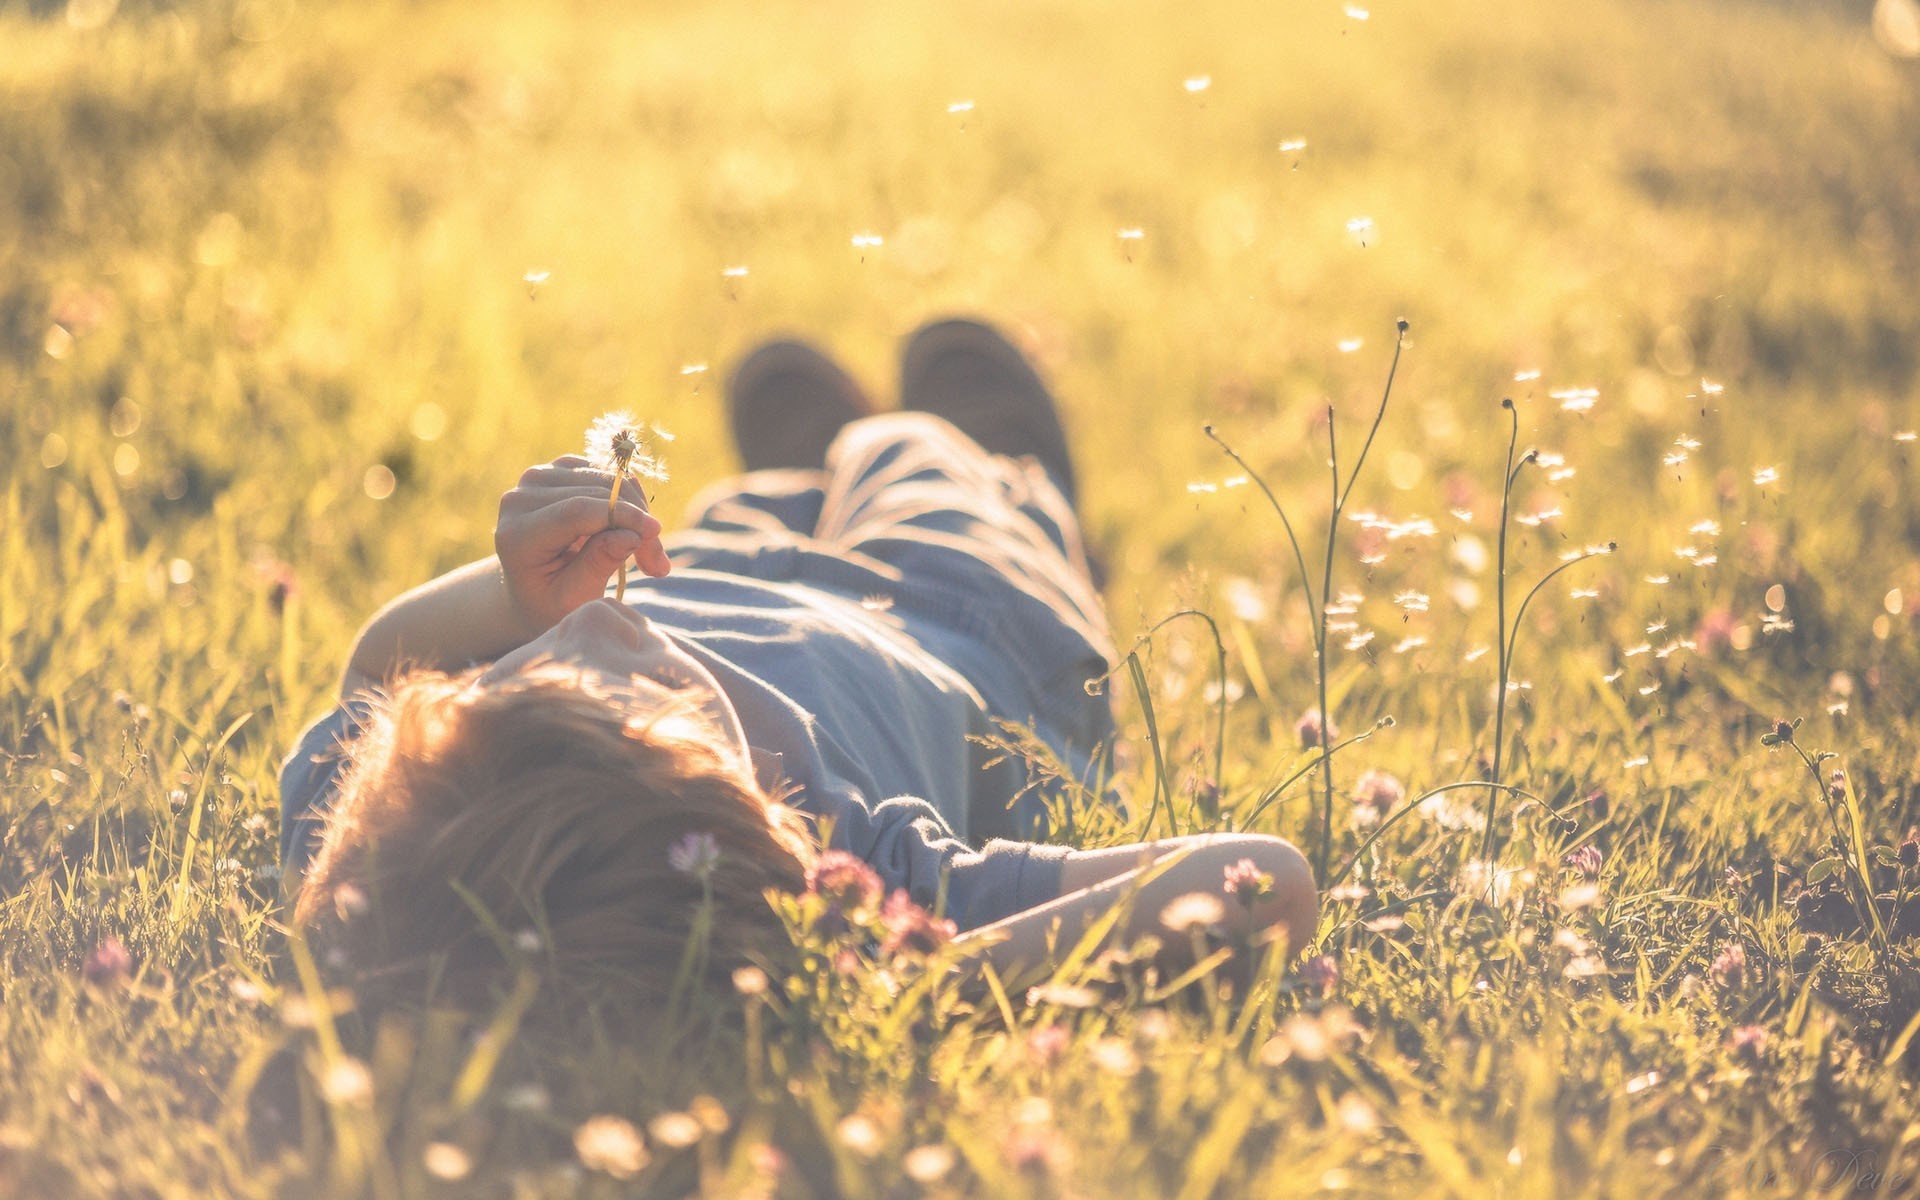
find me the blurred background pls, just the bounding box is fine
[3,0,1918,767]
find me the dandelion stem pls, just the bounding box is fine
[606,474,628,602]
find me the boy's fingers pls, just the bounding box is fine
[503,482,649,514]
[554,528,645,595]
[634,537,672,578]
[513,468,651,507]
[527,496,661,543]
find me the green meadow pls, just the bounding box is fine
[3,0,1920,1193]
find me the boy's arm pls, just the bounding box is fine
[339,456,669,696]
[953,834,1318,977]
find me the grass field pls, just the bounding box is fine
[5,0,1920,1194]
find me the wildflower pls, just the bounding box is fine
[82,937,133,990]
[574,1115,648,1179]
[836,1113,882,1158]
[879,890,956,956]
[333,884,370,920]
[1026,982,1099,1009]
[807,851,884,913]
[1559,883,1603,911]
[667,832,720,880]
[1711,941,1747,990]
[1295,707,1339,748]
[1025,1024,1069,1065]
[1160,892,1226,933]
[423,1143,473,1181]
[317,1057,374,1107]
[1353,769,1405,814]
[1090,1037,1141,1077]
[1898,830,1918,869]
[1300,955,1339,994]
[1223,858,1274,908]
[904,1144,956,1183]
[1728,1024,1770,1061]
[648,1111,703,1149]
[1565,844,1603,879]
[1005,1099,1064,1175]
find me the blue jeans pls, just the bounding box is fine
[666,412,1116,837]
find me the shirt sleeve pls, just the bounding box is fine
[840,793,1071,930]
[278,699,373,877]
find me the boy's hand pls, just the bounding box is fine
[495,455,672,633]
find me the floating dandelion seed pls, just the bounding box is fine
[1344,3,1370,18]
[721,265,749,279]
[1346,216,1375,245]
[1645,574,1669,585]
[1117,227,1145,240]
[1570,587,1599,600]
[1278,137,1309,152]
[1183,75,1212,93]
[1699,378,1724,395]
[1463,645,1490,663]
[522,268,551,290]
[947,99,975,114]
[1689,519,1721,536]
[1895,430,1917,443]
[1675,434,1702,451]
[1623,755,1650,769]
[1338,337,1365,353]
[1753,466,1780,486]
[851,232,884,249]
[1552,387,1598,413]
[1223,475,1248,488]
[1450,508,1474,522]
[680,363,708,376]
[1514,369,1541,382]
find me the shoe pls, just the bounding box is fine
[727,339,876,471]
[898,317,1078,507]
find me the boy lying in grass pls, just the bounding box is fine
[281,318,1316,1002]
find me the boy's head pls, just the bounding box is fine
[293,663,813,1006]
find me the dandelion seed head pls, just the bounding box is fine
[575,1115,648,1179]
[1161,892,1226,932]
[585,411,671,482]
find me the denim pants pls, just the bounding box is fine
[665,412,1117,837]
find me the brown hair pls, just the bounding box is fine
[292,664,814,1008]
